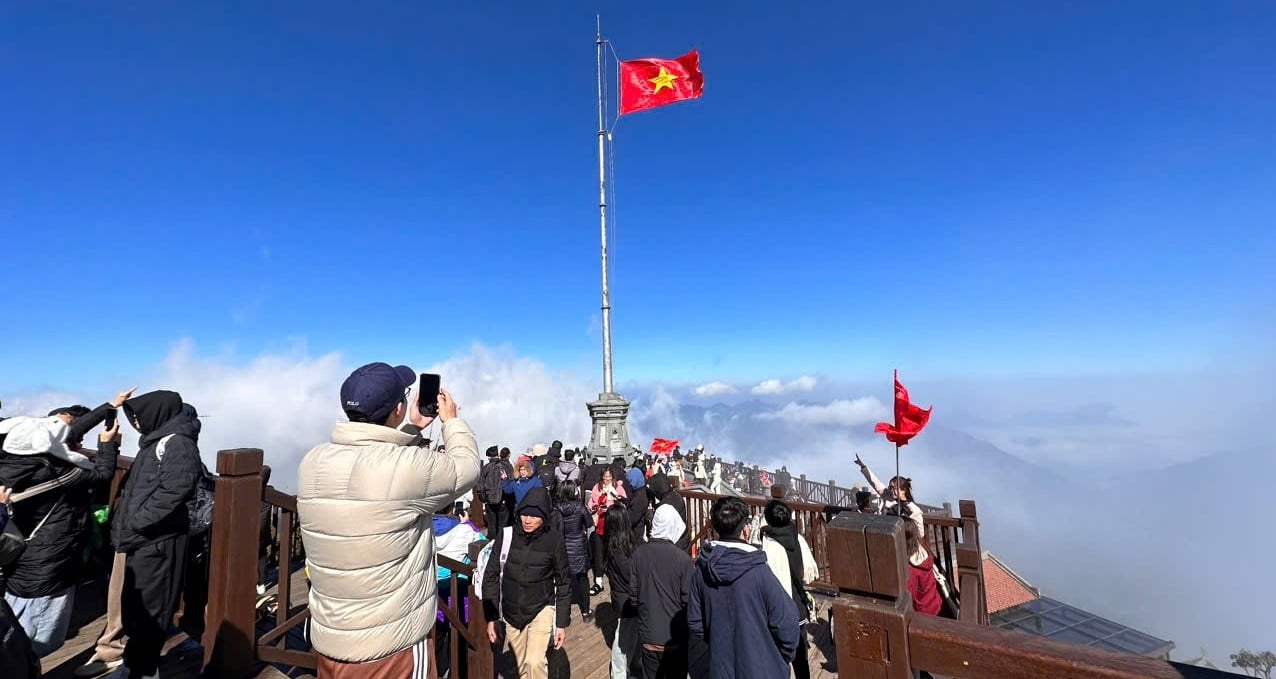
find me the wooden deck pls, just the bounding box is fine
[42,571,840,679]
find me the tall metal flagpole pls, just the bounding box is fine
[586,16,633,465]
[596,16,614,395]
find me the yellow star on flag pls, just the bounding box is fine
[648,66,679,93]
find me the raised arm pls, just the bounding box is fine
[855,454,887,495]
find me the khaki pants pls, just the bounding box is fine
[91,552,128,663]
[506,606,555,679]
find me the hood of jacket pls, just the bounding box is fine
[696,540,768,586]
[625,467,646,489]
[516,486,553,535]
[181,403,202,440]
[123,390,186,442]
[0,416,94,471]
[433,515,461,536]
[651,504,685,542]
[761,522,799,553]
[557,460,578,475]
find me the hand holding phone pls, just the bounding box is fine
[417,373,441,417]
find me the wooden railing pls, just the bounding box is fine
[677,485,986,623]
[200,448,496,678]
[254,484,313,671]
[825,512,1232,678]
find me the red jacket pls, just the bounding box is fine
[907,550,942,616]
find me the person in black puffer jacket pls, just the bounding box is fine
[552,480,594,623]
[112,390,203,679]
[0,390,127,657]
[604,502,640,678]
[625,467,651,541]
[483,486,570,678]
[647,473,690,552]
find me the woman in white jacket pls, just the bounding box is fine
[855,453,925,539]
[758,499,819,679]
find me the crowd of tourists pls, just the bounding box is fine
[0,361,945,679]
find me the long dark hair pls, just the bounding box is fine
[604,504,634,561]
[890,476,914,503]
[556,480,581,505]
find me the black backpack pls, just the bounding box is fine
[537,461,558,492]
[479,460,505,504]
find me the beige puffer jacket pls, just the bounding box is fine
[297,418,480,662]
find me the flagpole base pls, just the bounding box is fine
[586,392,634,467]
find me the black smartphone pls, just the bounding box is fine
[104,409,117,429]
[417,373,440,417]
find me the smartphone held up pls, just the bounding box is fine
[417,373,441,418]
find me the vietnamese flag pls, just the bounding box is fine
[619,50,704,116]
[874,370,932,446]
[651,438,680,455]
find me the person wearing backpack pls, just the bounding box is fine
[107,390,203,679]
[0,389,128,658]
[483,486,570,679]
[479,446,509,533]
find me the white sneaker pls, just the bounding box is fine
[74,658,124,677]
[256,584,266,595]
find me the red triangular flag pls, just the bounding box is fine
[874,370,931,446]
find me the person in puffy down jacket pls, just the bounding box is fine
[552,480,594,623]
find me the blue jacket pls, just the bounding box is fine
[503,475,543,507]
[688,540,799,679]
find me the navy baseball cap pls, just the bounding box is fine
[340,362,416,424]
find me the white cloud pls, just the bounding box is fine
[693,381,736,396]
[755,397,888,428]
[1,341,597,490]
[751,375,818,395]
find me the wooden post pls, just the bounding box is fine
[826,511,915,679]
[798,473,807,500]
[770,484,785,500]
[956,500,987,625]
[202,449,265,677]
[468,539,495,679]
[828,479,838,505]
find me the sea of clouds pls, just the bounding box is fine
[3,339,1273,660]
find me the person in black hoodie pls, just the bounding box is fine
[688,496,798,679]
[0,389,128,657]
[551,480,594,623]
[646,473,690,551]
[483,486,570,679]
[632,504,693,679]
[108,390,203,679]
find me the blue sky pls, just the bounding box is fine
[3,1,1274,392]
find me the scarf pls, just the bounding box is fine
[761,523,809,618]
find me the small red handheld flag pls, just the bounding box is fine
[619,50,704,116]
[650,438,680,455]
[874,370,932,446]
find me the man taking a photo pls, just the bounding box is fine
[298,362,481,677]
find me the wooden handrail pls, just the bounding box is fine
[676,485,983,606]
[908,614,1231,679]
[823,512,1226,678]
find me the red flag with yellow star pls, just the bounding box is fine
[619,50,704,116]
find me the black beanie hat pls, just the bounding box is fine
[485,445,500,458]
